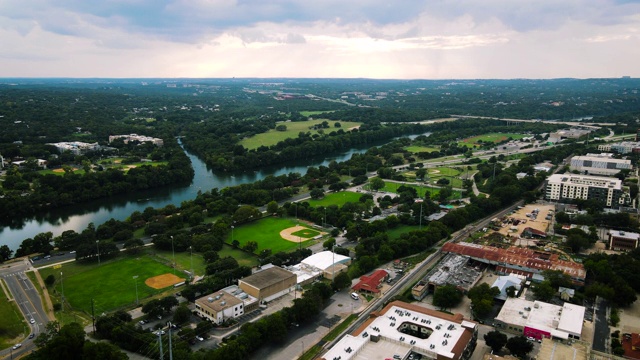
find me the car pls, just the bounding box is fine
[157,315,163,320]
[28,334,35,339]
[527,336,536,342]
[12,344,22,350]
[393,355,401,360]
[30,319,35,324]
[70,251,76,254]
[195,335,204,342]
[155,330,165,335]
[139,320,146,325]
[387,278,393,284]
[351,293,359,300]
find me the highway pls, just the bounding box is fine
[0,259,49,359]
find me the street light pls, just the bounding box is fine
[190,246,194,281]
[60,271,64,312]
[96,240,100,265]
[170,236,175,275]
[231,225,235,244]
[133,275,139,305]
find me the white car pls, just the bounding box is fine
[195,335,204,342]
[30,319,35,324]
[12,343,22,350]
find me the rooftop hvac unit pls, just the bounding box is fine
[207,297,214,302]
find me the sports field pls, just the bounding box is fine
[307,191,361,207]
[39,256,185,313]
[459,133,526,147]
[229,217,314,253]
[240,119,362,149]
[381,182,462,200]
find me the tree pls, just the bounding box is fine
[484,330,508,353]
[173,304,191,324]
[433,284,463,310]
[233,205,261,224]
[0,245,13,262]
[506,336,534,358]
[531,281,555,301]
[310,188,325,199]
[369,177,385,191]
[333,272,352,290]
[160,296,179,313]
[45,274,56,287]
[323,238,336,250]
[506,286,517,298]
[203,250,219,264]
[123,238,144,254]
[266,201,279,214]
[468,283,500,318]
[243,241,258,253]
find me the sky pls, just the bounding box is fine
[1,0,639,79]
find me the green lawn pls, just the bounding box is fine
[405,145,440,153]
[148,249,206,277]
[291,229,321,238]
[0,284,27,349]
[307,191,362,207]
[381,182,463,200]
[229,217,315,253]
[240,119,362,149]
[385,225,422,239]
[218,244,259,267]
[39,256,185,313]
[459,133,526,147]
[299,110,335,117]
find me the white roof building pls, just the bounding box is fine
[321,301,477,360]
[491,274,524,301]
[301,251,351,271]
[494,298,585,340]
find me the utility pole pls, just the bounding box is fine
[158,332,164,360]
[133,275,139,306]
[171,236,175,275]
[91,299,96,333]
[96,240,100,265]
[190,246,194,281]
[168,322,173,360]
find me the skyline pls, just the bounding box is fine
[1,1,640,79]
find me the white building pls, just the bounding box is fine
[109,134,164,146]
[491,274,525,301]
[321,301,478,360]
[194,291,244,325]
[569,153,632,176]
[494,298,585,341]
[47,141,100,155]
[545,173,630,207]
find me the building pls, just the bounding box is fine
[550,129,591,141]
[109,134,164,146]
[608,230,640,251]
[598,141,640,154]
[569,154,632,176]
[194,291,244,325]
[491,274,524,301]
[352,269,388,295]
[238,266,296,302]
[441,242,586,285]
[558,287,575,301]
[47,141,100,155]
[299,250,351,280]
[494,298,585,341]
[545,173,631,208]
[521,227,547,238]
[412,254,483,300]
[320,301,478,360]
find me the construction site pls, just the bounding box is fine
[412,253,484,300]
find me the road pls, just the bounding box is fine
[0,259,49,359]
[592,296,609,353]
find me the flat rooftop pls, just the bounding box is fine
[425,254,482,291]
[322,301,476,360]
[240,266,295,290]
[496,298,585,337]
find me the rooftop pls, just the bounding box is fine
[441,242,586,281]
[301,251,351,271]
[424,254,482,292]
[240,266,296,290]
[610,230,640,240]
[495,298,585,337]
[195,291,243,312]
[322,301,477,360]
[352,269,388,293]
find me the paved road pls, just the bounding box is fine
[592,296,609,352]
[0,259,49,358]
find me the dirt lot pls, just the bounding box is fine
[495,204,554,238]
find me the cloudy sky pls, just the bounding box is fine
[1,0,639,79]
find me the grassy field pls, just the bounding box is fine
[291,228,321,238]
[385,225,422,239]
[148,249,206,277]
[306,191,362,207]
[405,145,440,153]
[381,182,462,200]
[0,283,27,349]
[459,133,526,147]
[39,256,184,313]
[229,217,315,253]
[218,244,259,267]
[299,110,335,117]
[240,119,362,149]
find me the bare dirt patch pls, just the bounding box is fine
[280,225,326,243]
[145,273,183,289]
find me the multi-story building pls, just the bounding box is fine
[608,230,640,251]
[321,301,478,360]
[46,141,100,155]
[598,141,640,154]
[545,174,630,208]
[569,153,632,176]
[108,134,164,146]
[194,292,244,325]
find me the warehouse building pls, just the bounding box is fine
[569,154,632,176]
[412,254,483,301]
[238,266,296,302]
[441,242,586,285]
[321,301,477,360]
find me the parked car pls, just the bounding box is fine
[28,334,35,339]
[195,335,204,342]
[12,344,22,350]
[30,319,35,324]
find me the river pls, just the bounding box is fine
[0,139,406,252]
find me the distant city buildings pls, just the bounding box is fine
[545,173,631,208]
[108,134,164,146]
[46,141,101,155]
[598,141,640,154]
